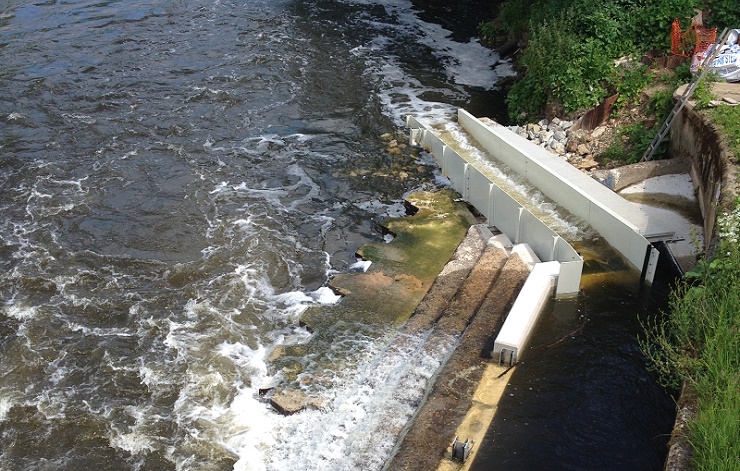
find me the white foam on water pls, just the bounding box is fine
[24,175,89,220]
[66,322,137,337]
[218,342,269,376]
[353,198,408,219]
[35,389,67,420]
[0,396,13,422]
[349,0,501,89]
[343,0,504,126]
[349,259,372,272]
[7,111,27,120]
[3,303,38,320]
[412,19,499,89]
[138,364,170,391]
[109,405,157,455]
[310,286,342,305]
[110,430,156,455]
[374,56,460,126]
[60,113,96,124]
[166,340,280,470]
[251,329,459,471]
[210,163,322,214]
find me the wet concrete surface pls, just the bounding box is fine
[386,239,532,470]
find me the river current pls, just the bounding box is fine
[0,1,674,470]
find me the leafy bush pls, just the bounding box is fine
[671,61,693,87]
[628,0,701,51]
[647,88,675,119]
[506,75,547,124]
[506,11,614,122]
[705,0,740,27]
[495,0,728,120]
[571,0,636,57]
[707,104,740,162]
[599,122,664,164]
[478,21,497,44]
[692,73,718,108]
[614,64,654,109]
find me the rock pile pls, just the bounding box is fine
[507,118,603,171]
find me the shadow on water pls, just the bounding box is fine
[470,264,679,471]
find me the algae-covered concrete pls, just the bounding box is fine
[303,188,477,328]
[268,189,477,410]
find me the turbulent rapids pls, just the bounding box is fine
[0,1,674,470]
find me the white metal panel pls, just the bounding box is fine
[519,210,558,263]
[557,260,583,296]
[443,147,468,197]
[467,166,494,223]
[493,261,560,364]
[491,186,522,244]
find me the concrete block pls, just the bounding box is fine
[493,261,561,365]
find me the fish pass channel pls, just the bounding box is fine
[0,1,675,470]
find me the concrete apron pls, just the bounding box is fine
[386,228,533,470]
[435,365,513,471]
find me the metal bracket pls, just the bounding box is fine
[451,436,472,462]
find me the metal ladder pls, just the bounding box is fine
[640,27,730,162]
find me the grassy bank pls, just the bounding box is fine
[644,206,740,470]
[706,102,740,161]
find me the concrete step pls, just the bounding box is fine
[385,243,533,470]
[401,224,494,336]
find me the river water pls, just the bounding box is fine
[0,1,674,470]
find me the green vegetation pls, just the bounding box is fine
[692,74,719,108]
[643,206,740,470]
[599,122,664,164]
[706,104,740,161]
[481,0,740,124]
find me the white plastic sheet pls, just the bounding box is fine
[691,29,740,82]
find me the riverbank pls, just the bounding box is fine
[647,82,740,471]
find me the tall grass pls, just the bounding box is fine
[707,104,740,163]
[644,207,740,470]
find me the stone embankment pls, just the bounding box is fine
[506,117,604,172]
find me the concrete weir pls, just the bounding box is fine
[408,110,677,285]
[456,109,668,282]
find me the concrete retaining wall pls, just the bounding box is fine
[670,102,740,250]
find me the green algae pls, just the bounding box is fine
[269,189,476,384]
[310,188,474,327]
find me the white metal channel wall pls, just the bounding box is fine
[455,109,660,284]
[407,116,583,296]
